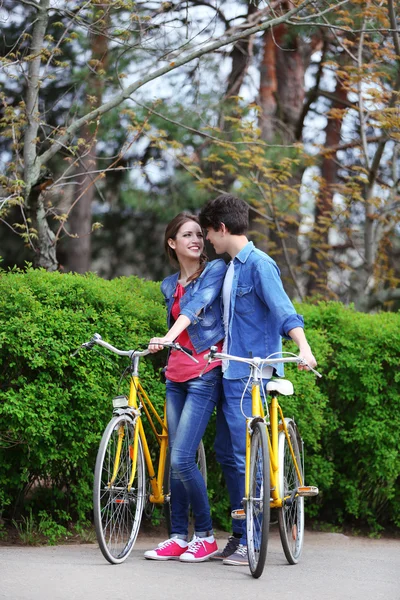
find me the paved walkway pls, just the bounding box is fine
[0,528,399,600]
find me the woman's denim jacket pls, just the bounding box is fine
[161,259,226,354]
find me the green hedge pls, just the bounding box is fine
[0,268,166,525]
[294,302,400,532]
[0,269,399,535]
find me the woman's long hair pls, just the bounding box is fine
[164,213,207,283]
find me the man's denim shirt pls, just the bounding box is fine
[225,242,304,379]
[161,259,226,354]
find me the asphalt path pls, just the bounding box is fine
[0,527,399,600]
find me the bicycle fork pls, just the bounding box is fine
[232,381,265,521]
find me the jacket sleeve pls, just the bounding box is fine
[254,259,304,339]
[179,260,227,324]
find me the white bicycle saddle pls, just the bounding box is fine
[266,379,294,396]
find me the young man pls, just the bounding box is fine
[199,194,317,566]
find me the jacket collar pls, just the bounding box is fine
[234,241,254,264]
[167,261,210,289]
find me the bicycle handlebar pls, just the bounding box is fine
[77,333,199,363]
[204,347,322,378]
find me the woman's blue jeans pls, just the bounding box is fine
[166,367,222,537]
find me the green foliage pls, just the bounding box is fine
[12,509,39,546]
[0,268,166,527]
[293,301,400,532]
[36,510,71,546]
[0,271,399,535]
[12,508,71,545]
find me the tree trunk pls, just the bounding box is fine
[23,0,58,270]
[306,80,347,297]
[258,23,306,297]
[63,20,109,273]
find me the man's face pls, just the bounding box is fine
[205,226,228,255]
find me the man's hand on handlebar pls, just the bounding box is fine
[298,345,317,372]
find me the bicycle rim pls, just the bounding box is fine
[246,421,270,579]
[277,422,304,564]
[93,415,145,564]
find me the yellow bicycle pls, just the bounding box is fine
[204,348,321,578]
[78,333,205,564]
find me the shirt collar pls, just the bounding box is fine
[233,241,254,264]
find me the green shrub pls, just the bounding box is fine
[0,270,399,535]
[295,302,400,532]
[0,268,166,526]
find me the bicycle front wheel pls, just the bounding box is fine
[246,421,270,579]
[93,415,146,564]
[277,421,304,564]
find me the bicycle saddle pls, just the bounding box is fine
[266,379,294,396]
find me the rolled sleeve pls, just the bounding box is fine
[280,313,304,338]
[255,259,303,338]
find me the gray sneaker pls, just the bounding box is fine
[210,535,240,561]
[222,544,248,566]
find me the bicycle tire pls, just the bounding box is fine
[246,421,270,579]
[163,450,172,536]
[93,414,145,564]
[163,440,207,537]
[277,421,305,564]
[196,440,207,487]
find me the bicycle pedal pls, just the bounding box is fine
[297,486,319,497]
[231,509,246,520]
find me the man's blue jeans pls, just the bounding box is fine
[166,367,222,537]
[214,378,253,544]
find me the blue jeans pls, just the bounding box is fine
[214,378,253,544]
[166,367,222,537]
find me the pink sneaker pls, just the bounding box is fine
[180,535,218,562]
[144,537,188,561]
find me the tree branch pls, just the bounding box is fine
[19,0,41,9]
[37,0,314,169]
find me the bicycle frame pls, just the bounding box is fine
[243,366,304,509]
[110,353,169,505]
[129,374,169,504]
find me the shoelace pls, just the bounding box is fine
[235,544,248,557]
[186,536,208,554]
[158,538,181,549]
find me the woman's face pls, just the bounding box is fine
[168,220,204,262]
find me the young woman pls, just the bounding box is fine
[144,212,226,563]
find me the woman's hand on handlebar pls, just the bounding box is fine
[148,336,171,353]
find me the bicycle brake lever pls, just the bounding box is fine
[182,349,199,364]
[299,359,322,378]
[173,342,198,363]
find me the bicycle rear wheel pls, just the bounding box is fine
[246,421,270,579]
[93,415,145,564]
[277,421,304,564]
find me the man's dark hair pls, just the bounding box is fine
[199,194,249,234]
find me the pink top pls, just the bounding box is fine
[165,283,223,383]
